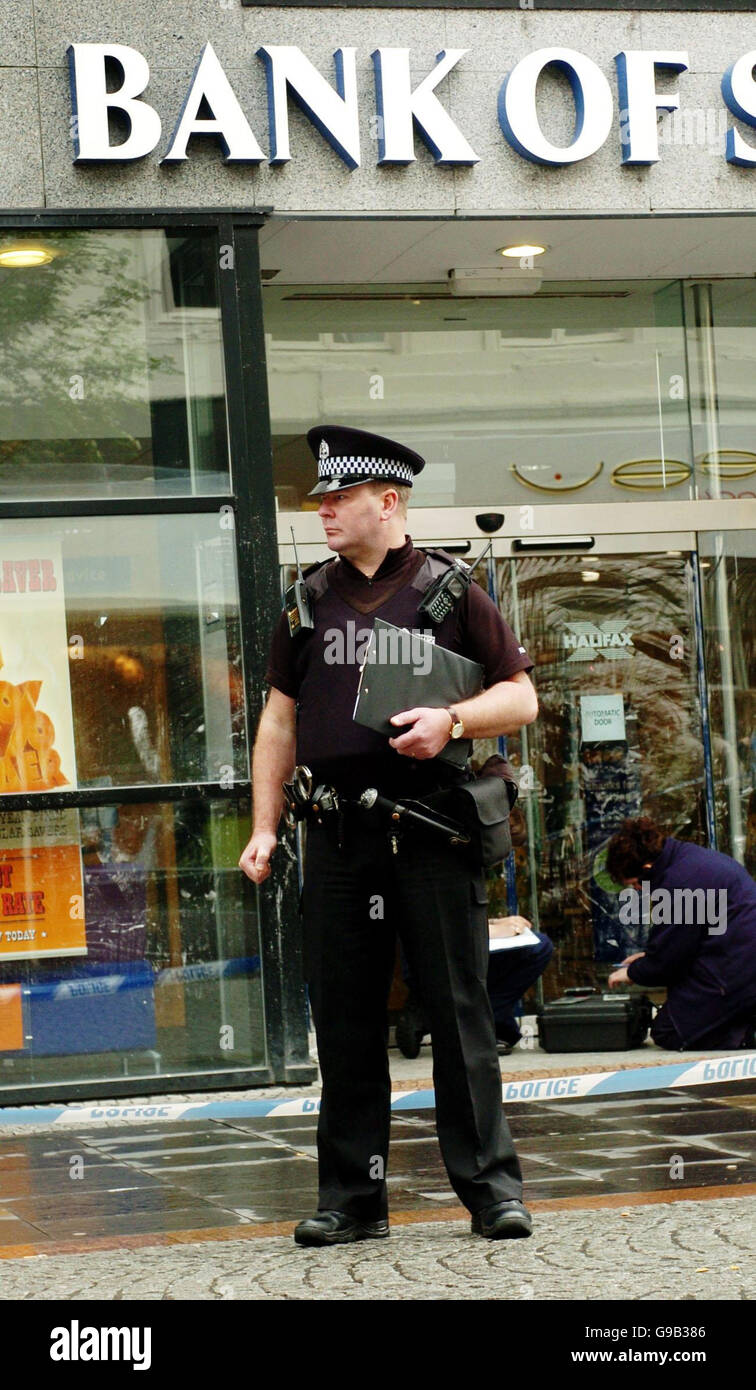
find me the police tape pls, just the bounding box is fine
[393,1052,756,1107]
[1,1052,754,1126]
[154,956,260,986]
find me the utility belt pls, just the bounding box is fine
[282,763,516,868]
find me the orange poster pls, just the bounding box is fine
[0,812,86,961]
[0,540,85,961]
[0,984,23,1051]
[0,541,76,793]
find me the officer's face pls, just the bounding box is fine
[317,484,385,556]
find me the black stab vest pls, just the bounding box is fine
[292,552,467,796]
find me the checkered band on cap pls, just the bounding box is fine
[307,424,424,495]
[317,454,416,485]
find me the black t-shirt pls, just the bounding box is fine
[265,535,533,794]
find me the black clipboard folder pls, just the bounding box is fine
[352,618,483,768]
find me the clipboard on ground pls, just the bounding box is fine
[353,618,483,768]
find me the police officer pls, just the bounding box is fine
[240,425,538,1245]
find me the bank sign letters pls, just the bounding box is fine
[67,42,756,169]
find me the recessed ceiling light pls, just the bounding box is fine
[498,244,548,258]
[0,245,57,268]
[582,570,601,583]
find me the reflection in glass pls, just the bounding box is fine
[0,796,264,1090]
[0,229,230,499]
[263,280,692,510]
[686,281,756,504]
[699,531,756,872]
[493,553,706,999]
[0,514,247,789]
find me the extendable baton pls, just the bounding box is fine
[358,787,471,849]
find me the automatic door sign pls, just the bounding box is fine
[563,621,634,662]
[580,694,626,743]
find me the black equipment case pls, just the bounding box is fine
[536,988,654,1053]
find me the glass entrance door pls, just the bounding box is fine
[490,543,707,1000]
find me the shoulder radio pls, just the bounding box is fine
[285,529,315,637]
[417,539,492,625]
[286,536,492,636]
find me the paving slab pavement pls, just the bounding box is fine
[1,1049,754,1308]
[0,1195,752,1301]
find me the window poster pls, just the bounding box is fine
[0,541,86,961]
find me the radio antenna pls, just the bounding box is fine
[291,527,304,579]
[468,538,493,572]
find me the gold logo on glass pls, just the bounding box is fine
[510,460,604,493]
[612,459,692,490]
[698,450,756,479]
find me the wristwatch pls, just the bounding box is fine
[446,708,465,739]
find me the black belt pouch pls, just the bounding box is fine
[426,773,518,869]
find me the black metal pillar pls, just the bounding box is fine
[218,217,315,1085]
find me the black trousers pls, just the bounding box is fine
[651,1001,756,1051]
[301,816,523,1221]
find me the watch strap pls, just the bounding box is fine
[446,707,464,737]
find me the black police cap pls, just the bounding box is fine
[306,424,425,496]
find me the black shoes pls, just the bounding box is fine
[471,1199,533,1240]
[294,1203,532,1245]
[395,995,430,1059]
[293,1210,390,1246]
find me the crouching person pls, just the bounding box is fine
[606,817,756,1051]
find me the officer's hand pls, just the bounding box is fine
[620,951,645,966]
[239,830,277,884]
[388,707,451,760]
[607,966,630,988]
